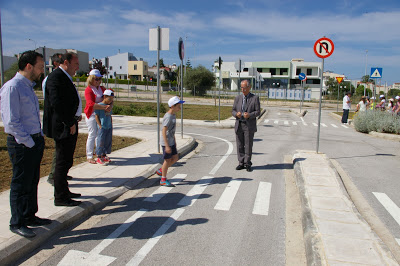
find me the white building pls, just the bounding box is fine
[102,52,150,81]
[214,59,323,100]
[34,47,89,73]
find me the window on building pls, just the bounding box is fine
[280,68,288,75]
[296,68,301,75]
[134,64,137,70]
[110,66,113,70]
[307,68,312,75]
[120,66,122,69]
[257,68,262,72]
[270,68,276,75]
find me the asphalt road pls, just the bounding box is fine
[17,106,400,265]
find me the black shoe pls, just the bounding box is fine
[25,216,52,227]
[67,175,73,180]
[10,225,36,238]
[69,192,81,198]
[236,164,245,170]
[54,199,81,207]
[246,165,252,172]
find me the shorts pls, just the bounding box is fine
[162,145,177,159]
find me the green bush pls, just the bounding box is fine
[112,102,167,117]
[354,111,400,135]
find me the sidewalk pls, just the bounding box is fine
[293,150,398,265]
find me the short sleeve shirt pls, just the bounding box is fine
[160,112,176,147]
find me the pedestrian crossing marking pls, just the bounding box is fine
[214,179,242,211]
[292,122,297,126]
[331,124,338,128]
[253,182,272,216]
[321,123,327,127]
[264,119,269,124]
[178,176,213,206]
[263,119,346,129]
[373,192,400,227]
[274,120,279,124]
[312,123,318,127]
[341,124,348,128]
[144,174,186,202]
[284,121,289,125]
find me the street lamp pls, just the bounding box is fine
[364,50,368,96]
[28,38,37,50]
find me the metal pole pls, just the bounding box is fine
[364,50,368,96]
[316,58,324,153]
[43,46,46,77]
[156,26,161,153]
[0,10,4,86]
[180,59,183,138]
[238,59,241,95]
[218,65,221,123]
[336,83,339,112]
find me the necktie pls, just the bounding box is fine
[242,95,247,113]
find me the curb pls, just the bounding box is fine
[0,136,197,265]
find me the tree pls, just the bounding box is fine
[156,58,165,68]
[355,85,372,96]
[186,58,192,69]
[184,65,215,96]
[388,89,400,98]
[3,62,18,83]
[361,75,374,84]
[91,59,106,75]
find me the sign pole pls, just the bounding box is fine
[316,58,324,153]
[337,82,340,112]
[156,26,161,153]
[218,57,221,123]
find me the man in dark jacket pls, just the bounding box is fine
[43,52,82,206]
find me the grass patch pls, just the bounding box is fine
[0,129,140,192]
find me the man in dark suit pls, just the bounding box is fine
[43,52,82,206]
[232,80,260,172]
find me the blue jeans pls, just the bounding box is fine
[7,134,44,227]
[96,127,112,156]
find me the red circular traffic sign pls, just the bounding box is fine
[314,37,334,58]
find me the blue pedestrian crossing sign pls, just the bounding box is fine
[370,68,382,78]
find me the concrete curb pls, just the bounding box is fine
[0,136,197,265]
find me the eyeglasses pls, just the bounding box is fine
[94,77,102,81]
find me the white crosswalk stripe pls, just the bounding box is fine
[214,179,242,211]
[253,182,272,216]
[373,192,400,227]
[331,124,338,128]
[264,119,269,124]
[144,174,187,202]
[312,123,318,127]
[341,124,349,128]
[321,123,327,127]
[178,176,213,206]
[284,121,289,125]
[292,121,297,126]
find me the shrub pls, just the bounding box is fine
[354,110,400,135]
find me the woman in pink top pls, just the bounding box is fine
[84,69,111,164]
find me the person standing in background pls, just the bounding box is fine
[341,91,351,124]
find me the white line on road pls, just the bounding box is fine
[144,174,187,202]
[300,117,307,126]
[264,119,269,124]
[321,123,327,127]
[292,121,297,126]
[178,176,213,206]
[341,124,349,128]
[127,208,185,266]
[284,121,289,125]
[312,123,318,127]
[331,124,338,128]
[274,120,279,124]
[253,182,272,215]
[373,192,400,227]
[214,179,242,211]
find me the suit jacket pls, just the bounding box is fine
[232,92,261,133]
[43,68,79,140]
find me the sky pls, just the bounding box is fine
[1,0,400,85]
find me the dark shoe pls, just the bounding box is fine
[246,165,252,172]
[10,226,36,238]
[55,199,81,207]
[25,216,52,227]
[236,164,245,170]
[69,192,81,198]
[67,175,73,180]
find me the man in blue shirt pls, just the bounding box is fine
[0,50,51,238]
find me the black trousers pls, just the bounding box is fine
[54,128,78,201]
[7,134,44,227]
[342,109,349,123]
[236,121,255,166]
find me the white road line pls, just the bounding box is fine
[144,174,187,202]
[274,120,279,124]
[127,208,185,266]
[300,117,307,126]
[187,133,233,175]
[214,179,242,211]
[321,123,327,127]
[178,176,213,206]
[341,124,349,128]
[312,123,318,127]
[331,124,338,128]
[373,192,400,227]
[284,121,289,125]
[292,121,297,126]
[253,182,272,216]
[264,119,270,124]
[396,239,400,246]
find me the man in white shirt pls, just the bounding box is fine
[341,92,351,124]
